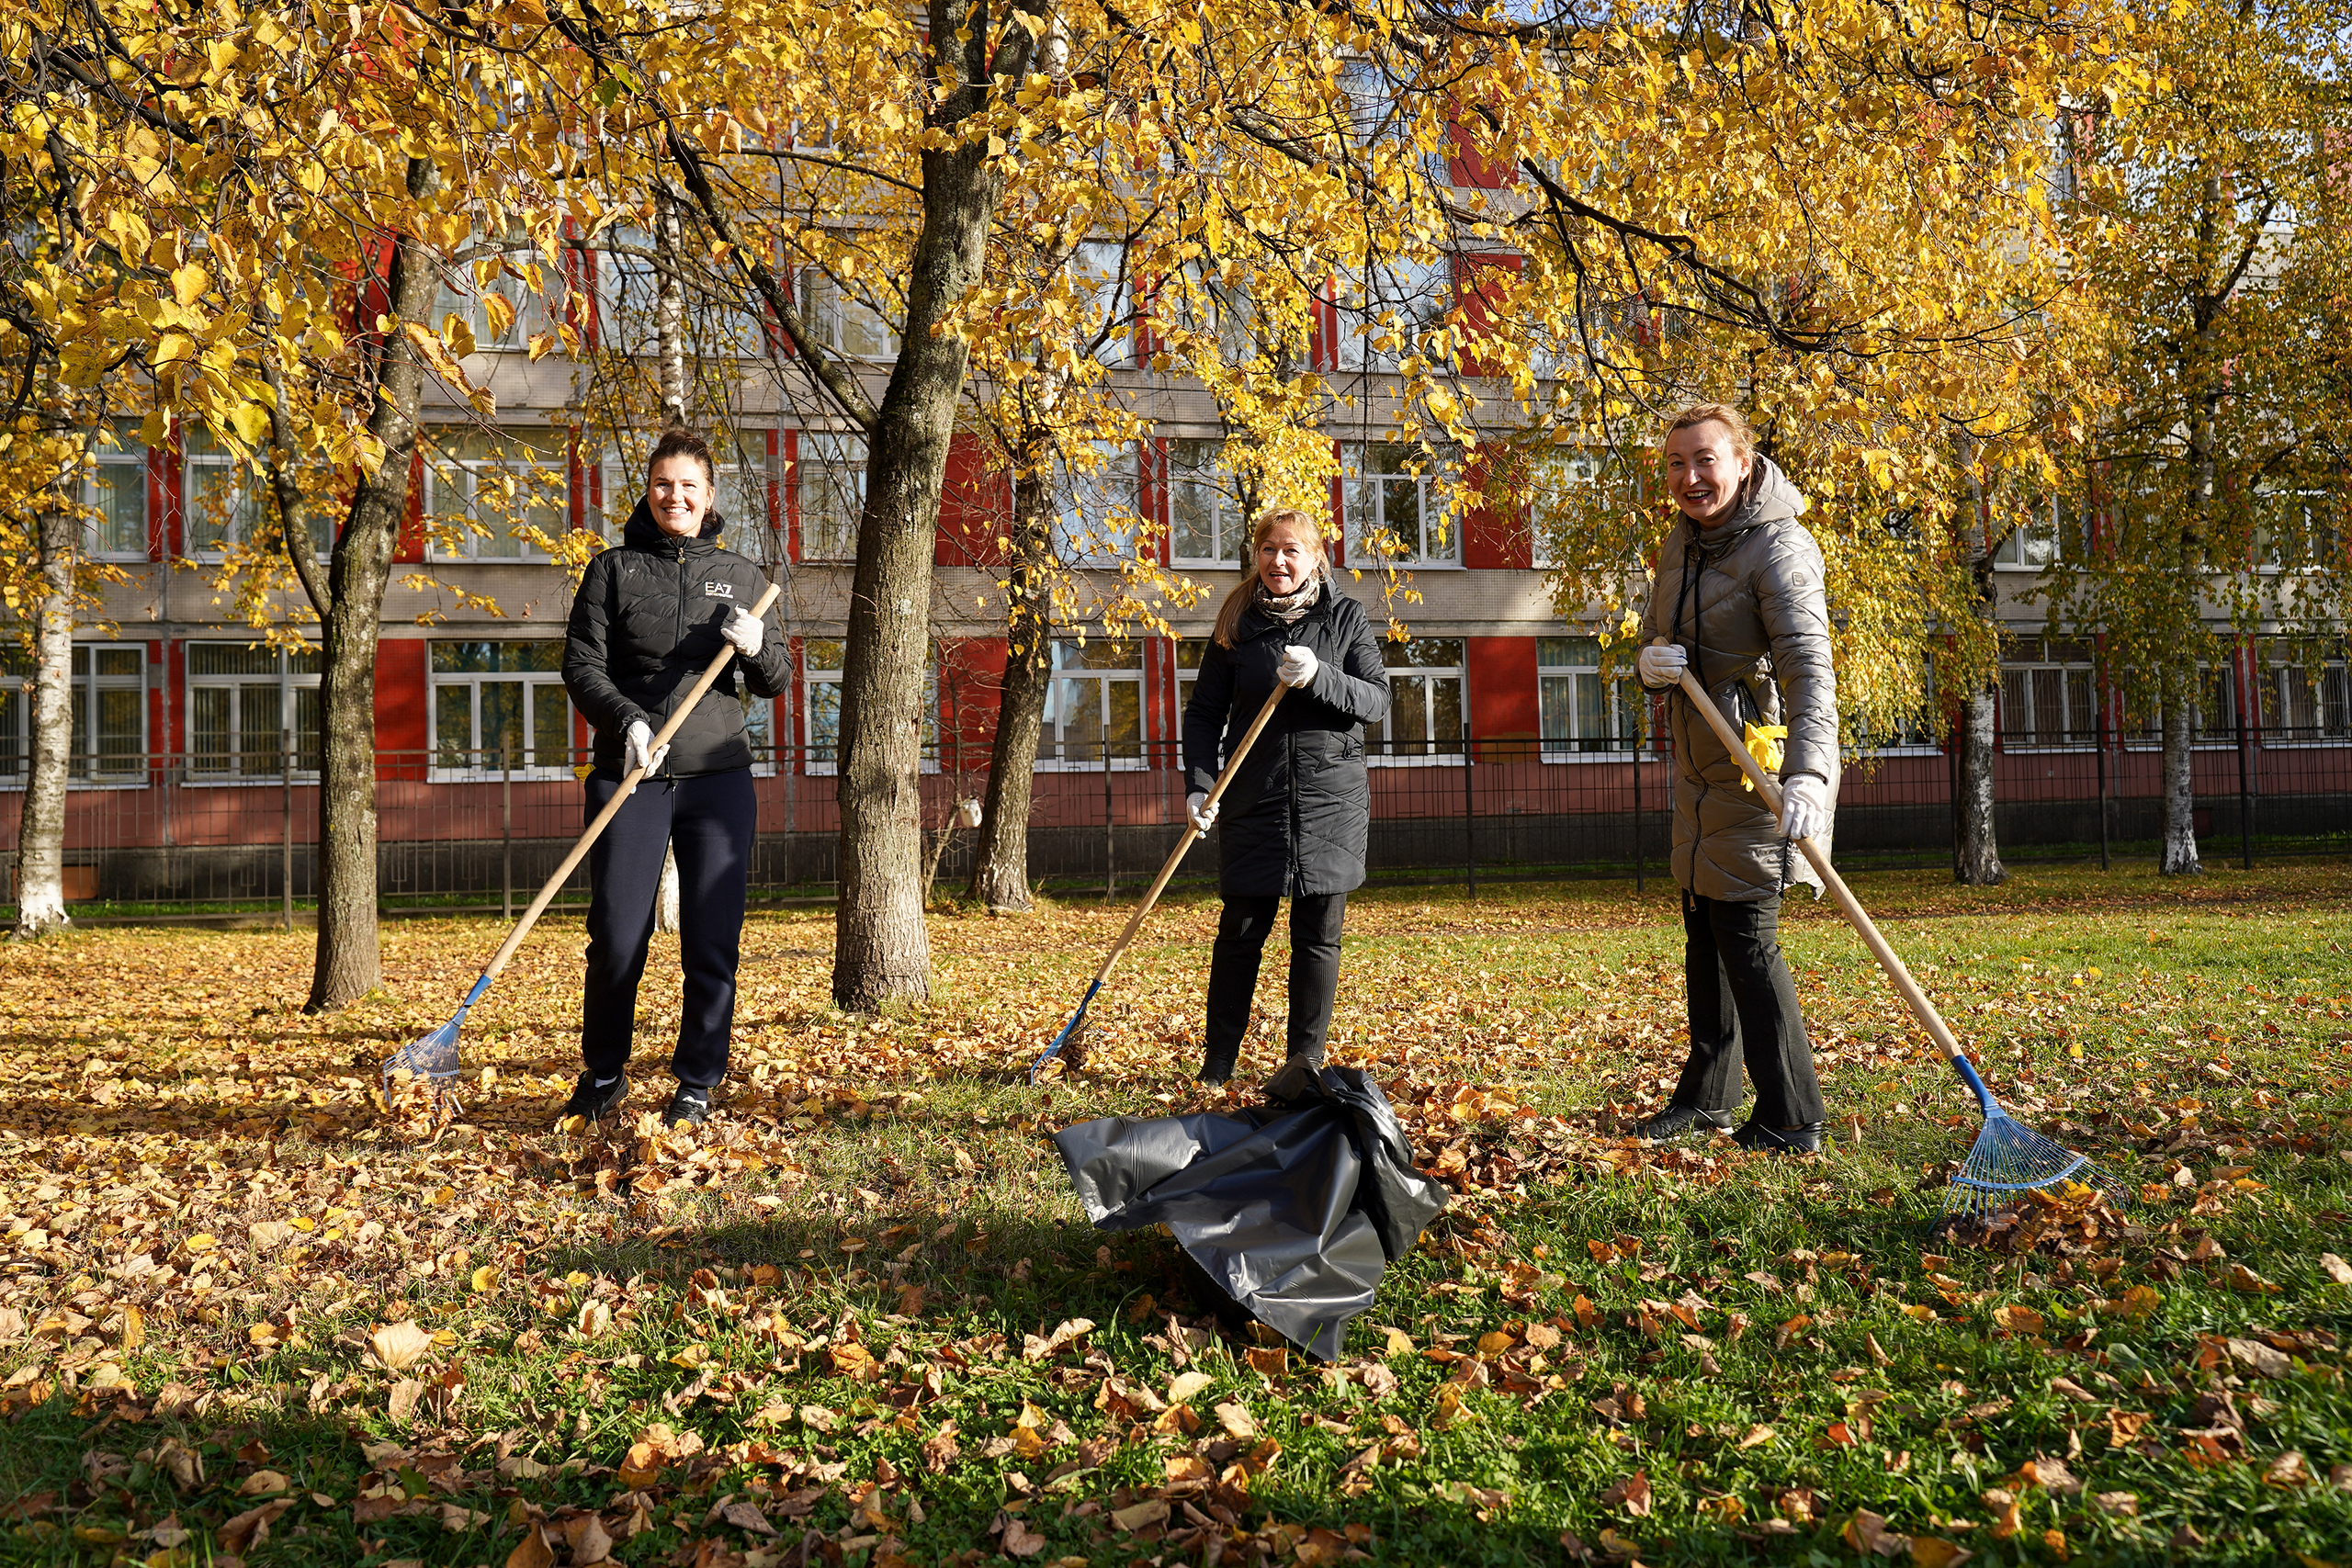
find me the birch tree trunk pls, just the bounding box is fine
[652,182,687,934]
[304,156,439,1010]
[967,457,1057,910]
[2158,667,2201,874]
[1953,682,2005,885]
[10,468,78,940]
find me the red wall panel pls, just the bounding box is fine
[374,637,429,758]
[1468,634,1539,759]
[936,432,1010,567]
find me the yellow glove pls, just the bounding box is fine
[1741,723,1787,792]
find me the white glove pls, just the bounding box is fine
[1277,644,1319,689]
[1637,642,1688,688]
[624,720,671,777]
[1779,773,1830,842]
[721,606,764,659]
[1187,792,1219,833]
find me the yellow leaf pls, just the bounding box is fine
[229,401,271,446]
[171,265,209,306]
[469,1266,499,1293]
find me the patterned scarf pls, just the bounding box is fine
[1254,574,1322,626]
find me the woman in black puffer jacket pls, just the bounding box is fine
[1181,508,1390,1084]
[559,427,791,1130]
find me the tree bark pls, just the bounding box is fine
[2158,666,2201,874]
[967,459,1057,910]
[1950,427,2004,886]
[10,466,78,940]
[831,15,1033,1010]
[1953,681,2005,885]
[305,157,438,1010]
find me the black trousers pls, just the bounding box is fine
[1673,890,1827,1125]
[581,767,756,1089]
[1204,893,1347,1066]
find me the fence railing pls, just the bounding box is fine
[1,728,2346,918]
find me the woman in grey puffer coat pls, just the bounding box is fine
[1632,404,1837,1153]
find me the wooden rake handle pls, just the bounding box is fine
[476,579,785,988]
[1085,681,1289,993]
[1657,638,1967,1065]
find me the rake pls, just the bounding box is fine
[1031,682,1287,1084]
[1659,640,2127,1220]
[381,580,785,1111]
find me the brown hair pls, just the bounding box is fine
[647,425,717,486]
[1662,401,1758,461]
[1211,508,1327,649]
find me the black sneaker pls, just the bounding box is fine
[1631,1104,1736,1142]
[560,1071,628,1126]
[1733,1119,1826,1154]
[663,1087,712,1129]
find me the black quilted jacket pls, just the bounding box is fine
[562,500,790,776]
[1182,583,1391,898]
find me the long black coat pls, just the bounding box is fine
[1182,584,1390,898]
[563,500,792,776]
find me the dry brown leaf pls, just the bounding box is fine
[368,1320,434,1372]
[1111,1498,1170,1531]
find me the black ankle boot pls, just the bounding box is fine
[1630,1104,1736,1142]
[1197,1050,1238,1087]
[1733,1119,1825,1154]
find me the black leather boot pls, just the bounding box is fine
[1733,1119,1825,1154]
[1631,1104,1736,1142]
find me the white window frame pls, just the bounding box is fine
[186,643,322,784]
[0,644,150,786]
[2120,661,2243,751]
[2256,653,2351,747]
[427,640,576,782]
[1335,255,1451,372]
[86,423,150,561]
[1341,442,1459,568]
[1998,639,2098,752]
[1536,637,1642,761]
[794,431,865,562]
[435,246,566,355]
[424,430,567,562]
[2255,489,2332,573]
[1053,442,1143,569]
[1989,496,2071,570]
[1071,239,1133,367]
[1168,437,1246,569]
[591,224,660,356]
[1038,639,1148,772]
[801,637,936,775]
[801,267,899,362]
[1526,451,1598,571]
[714,442,781,567]
[1366,637,1465,766]
[180,426,263,558]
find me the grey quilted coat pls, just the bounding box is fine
[1641,457,1839,902]
[1182,582,1391,898]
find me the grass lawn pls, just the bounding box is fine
[2,860,2348,1566]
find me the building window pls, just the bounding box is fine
[795,432,865,561]
[0,645,148,782]
[1342,443,1457,567]
[1335,255,1451,371]
[181,426,264,557]
[1366,637,1463,762]
[1989,497,2086,570]
[801,268,899,361]
[1053,443,1142,568]
[715,443,780,566]
[1175,637,1211,719]
[435,245,567,354]
[802,638,936,773]
[1043,639,1145,768]
[1169,438,1245,568]
[1525,451,1599,571]
[1999,638,2098,750]
[2257,648,2350,744]
[1537,637,1641,757]
[424,430,567,560]
[87,423,149,560]
[188,644,321,779]
[429,640,572,776]
[2120,660,2239,749]
[1071,240,1132,367]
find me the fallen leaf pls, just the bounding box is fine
[1991,1304,2043,1336]
[2320,1253,2352,1285]
[1168,1371,1214,1404]
[1001,1517,1047,1557]
[368,1320,434,1372]
[1021,1317,1096,1362]
[1843,1508,1911,1559]
[218,1498,294,1555]
[1598,1470,1652,1517]
[1111,1498,1170,1531]
[237,1470,291,1496]
[1910,1538,1972,1568]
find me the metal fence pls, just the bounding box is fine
[1,725,2346,919]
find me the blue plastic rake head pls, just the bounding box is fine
[1941,1055,2129,1224]
[379,974,489,1116]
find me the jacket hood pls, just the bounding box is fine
[622,496,726,550]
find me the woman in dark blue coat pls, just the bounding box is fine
[1181,508,1390,1084]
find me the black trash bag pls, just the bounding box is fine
[1053,1058,1449,1362]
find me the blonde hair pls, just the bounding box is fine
[1211,508,1327,649]
[1662,401,1758,462]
